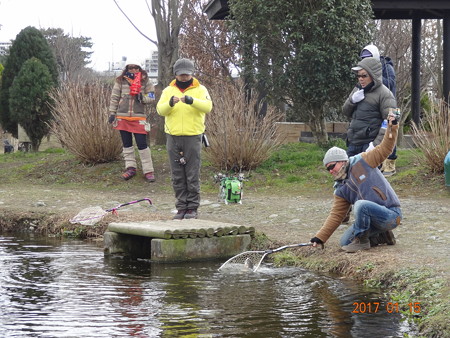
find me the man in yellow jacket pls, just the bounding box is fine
[157,58,213,220]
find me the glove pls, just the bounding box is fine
[351,89,365,103]
[136,93,143,103]
[310,237,323,245]
[108,114,116,124]
[169,96,175,107]
[184,95,193,104]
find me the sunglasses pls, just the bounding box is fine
[326,162,337,171]
[128,66,140,70]
[356,74,369,78]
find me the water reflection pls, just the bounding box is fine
[0,235,413,337]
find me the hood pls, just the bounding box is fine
[361,44,380,59]
[352,57,383,89]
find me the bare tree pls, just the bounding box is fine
[113,0,189,88]
[113,0,189,144]
[179,0,240,88]
[374,19,444,142]
[42,28,93,82]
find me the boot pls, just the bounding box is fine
[383,159,396,177]
[139,147,155,182]
[341,232,370,253]
[122,167,136,180]
[122,147,137,180]
[370,230,396,247]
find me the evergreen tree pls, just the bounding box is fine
[9,58,54,151]
[0,26,58,137]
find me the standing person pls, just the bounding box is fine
[156,58,212,220]
[310,113,402,252]
[360,44,398,176]
[108,61,156,182]
[343,57,397,157]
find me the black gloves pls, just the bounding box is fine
[169,96,175,107]
[310,237,323,245]
[108,114,116,124]
[136,93,143,103]
[184,95,193,104]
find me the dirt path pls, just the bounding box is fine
[1,183,448,278]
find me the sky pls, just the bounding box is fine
[0,0,158,71]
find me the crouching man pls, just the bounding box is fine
[311,113,402,252]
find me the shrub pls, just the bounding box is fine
[205,81,283,171]
[49,80,122,164]
[411,99,450,173]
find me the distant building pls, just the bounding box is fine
[0,41,12,56]
[144,51,158,83]
[105,52,159,81]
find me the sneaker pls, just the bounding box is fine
[122,167,136,180]
[173,210,186,220]
[144,172,155,182]
[184,209,198,219]
[341,236,370,253]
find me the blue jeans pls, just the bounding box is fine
[340,200,402,246]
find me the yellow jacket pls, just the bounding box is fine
[156,78,212,136]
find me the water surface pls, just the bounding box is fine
[0,235,413,337]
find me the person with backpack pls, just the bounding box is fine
[360,44,398,176]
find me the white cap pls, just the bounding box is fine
[126,60,141,67]
[323,147,349,166]
[360,44,380,60]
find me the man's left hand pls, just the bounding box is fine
[182,95,193,104]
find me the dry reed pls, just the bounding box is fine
[49,80,122,164]
[205,82,283,171]
[411,99,450,173]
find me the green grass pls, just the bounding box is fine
[0,143,446,198]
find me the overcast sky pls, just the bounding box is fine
[0,0,158,71]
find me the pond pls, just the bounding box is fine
[0,234,415,337]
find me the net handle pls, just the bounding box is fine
[105,198,153,212]
[253,243,313,271]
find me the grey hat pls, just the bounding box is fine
[173,58,195,76]
[323,146,349,166]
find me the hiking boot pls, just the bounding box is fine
[369,234,380,247]
[122,167,136,180]
[173,210,186,220]
[380,230,396,245]
[144,172,155,182]
[382,159,396,177]
[370,230,396,247]
[341,236,370,253]
[184,209,198,219]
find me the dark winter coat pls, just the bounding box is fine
[343,57,397,147]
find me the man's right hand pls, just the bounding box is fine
[310,237,324,248]
[108,114,116,124]
[351,89,365,103]
[169,96,180,107]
